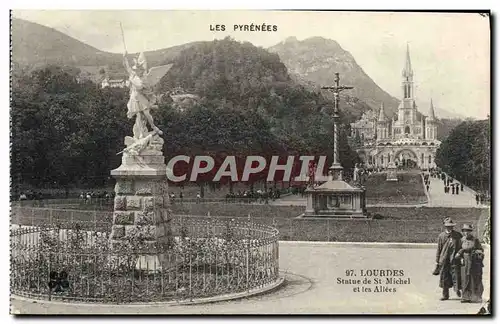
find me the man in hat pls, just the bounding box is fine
[435,217,463,300]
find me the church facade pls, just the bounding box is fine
[349,45,440,170]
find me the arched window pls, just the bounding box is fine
[381,155,384,165]
[404,126,410,134]
[428,155,432,164]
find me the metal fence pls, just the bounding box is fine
[10,210,280,304]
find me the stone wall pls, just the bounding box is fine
[110,178,172,251]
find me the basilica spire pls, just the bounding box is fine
[378,102,386,122]
[402,43,413,78]
[429,98,436,120]
[401,43,414,99]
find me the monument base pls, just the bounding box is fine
[109,136,172,266]
[300,209,369,219]
[303,179,368,219]
[386,162,399,182]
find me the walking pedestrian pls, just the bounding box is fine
[433,218,462,301]
[455,224,484,303]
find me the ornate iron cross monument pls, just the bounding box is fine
[301,72,366,219]
[321,72,354,181]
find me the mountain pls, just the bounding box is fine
[268,37,401,116]
[269,37,465,121]
[11,18,198,69]
[12,18,116,67]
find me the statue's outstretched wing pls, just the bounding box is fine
[144,64,173,88]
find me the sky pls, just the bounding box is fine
[12,10,491,119]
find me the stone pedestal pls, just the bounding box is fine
[386,162,398,182]
[305,185,315,215]
[110,135,172,269]
[302,180,368,219]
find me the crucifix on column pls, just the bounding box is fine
[321,72,354,181]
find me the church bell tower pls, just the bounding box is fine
[402,43,414,100]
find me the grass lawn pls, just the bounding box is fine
[12,202,488,244]
[364,172,427,205]
[168,203,486,243]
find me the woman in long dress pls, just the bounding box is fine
[455,224,484,303]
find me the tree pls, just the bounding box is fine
[435,119,490,193]
[11,65,129,191]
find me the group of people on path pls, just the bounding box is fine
[440,173,463,195]
[475,193,488,206]
[79,191,114,204]
[225,189,282,204]
[436,172,488,206]
[434,217,485,303]
[423,173,431,191]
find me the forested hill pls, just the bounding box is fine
[158,37,368,122]
[11,18,199,69]
[157,37,361,163]
[159,37,294,103]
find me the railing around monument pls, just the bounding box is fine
[10,208,280,304]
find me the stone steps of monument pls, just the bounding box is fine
[317,210,362,215]
[301,210,369,219]
[300,214,370,219]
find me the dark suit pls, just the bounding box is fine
[436,230,463,298]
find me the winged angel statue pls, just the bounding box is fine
[121,51,172,155]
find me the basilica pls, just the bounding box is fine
[349,45,440,170]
